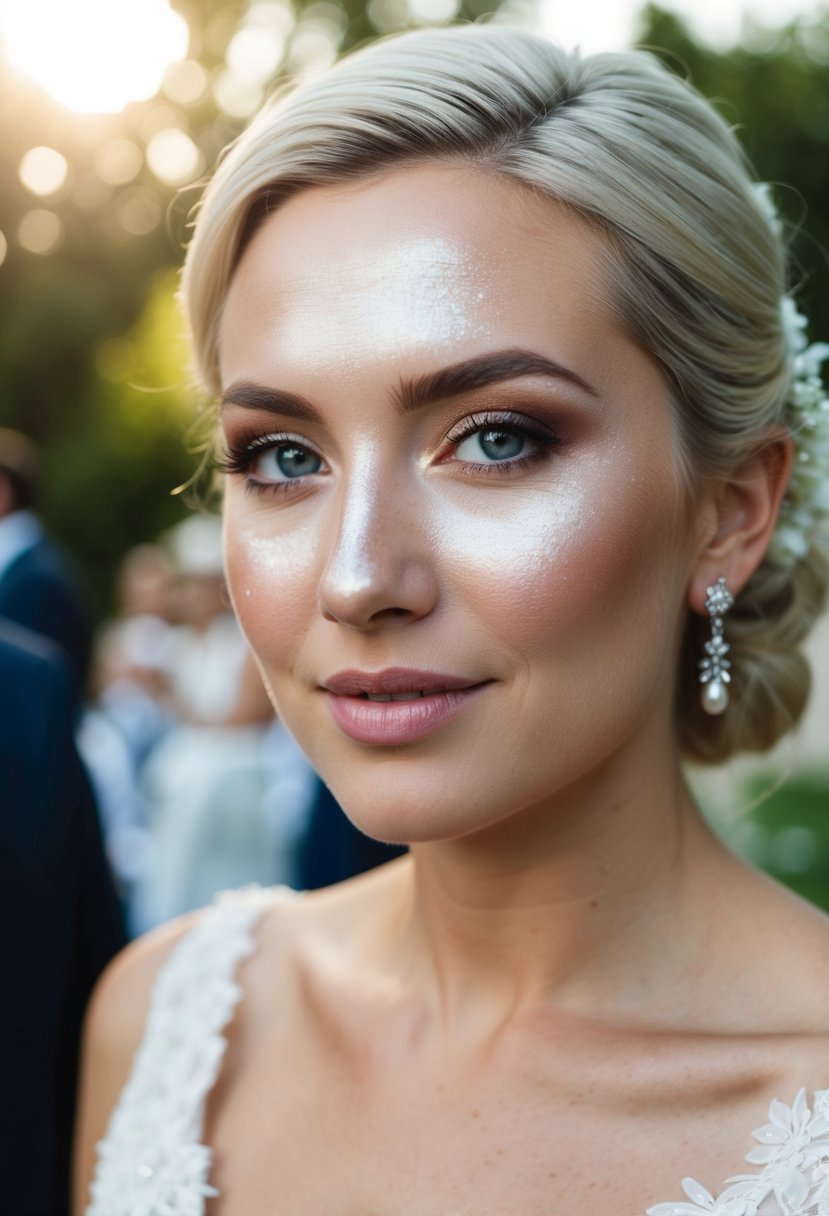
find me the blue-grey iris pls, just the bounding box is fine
[278,446,321,477]
[479,430,524,461]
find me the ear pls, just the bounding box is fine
[689,429,794,614]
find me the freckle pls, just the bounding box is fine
[590,899,598,909]
[471,1109,480,1119]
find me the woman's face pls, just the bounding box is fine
[219,163,702,842]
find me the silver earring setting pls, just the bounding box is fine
[699,576,734,716]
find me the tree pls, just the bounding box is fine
[636,5,829,336]
[1,2,827,615]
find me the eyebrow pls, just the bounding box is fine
[220,347,597,422]
[220,382,320,422]
[394,349,598,413]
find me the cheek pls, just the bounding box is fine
[223,507,320,661]
[440,457,684,665]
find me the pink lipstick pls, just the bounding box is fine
[322,667,489,745]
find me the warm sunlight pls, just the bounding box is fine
[538,0,819,52]
[0,0,189,114]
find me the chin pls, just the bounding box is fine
[323,774,517,846]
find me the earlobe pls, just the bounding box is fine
[688,429,794,614]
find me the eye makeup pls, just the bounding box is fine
[219,162,690,849]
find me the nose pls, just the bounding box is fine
[317,469,439,629]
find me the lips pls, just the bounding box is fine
[323,668,478,696]
[321,668,489,745]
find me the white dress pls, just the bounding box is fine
[85,887,829,1216]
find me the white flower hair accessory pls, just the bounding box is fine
[753,183,829,569]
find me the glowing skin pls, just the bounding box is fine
[219,163,699,845]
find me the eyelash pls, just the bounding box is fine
[218,411,562,497]
[444,411,561,475]
[216,430,314,498]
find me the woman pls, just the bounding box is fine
[74,24,829,1216]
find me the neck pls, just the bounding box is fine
[389,733,730,1035]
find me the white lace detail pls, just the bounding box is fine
[86,884,294,1216]
[647,1089,829,1216]
[86,884,829,1216]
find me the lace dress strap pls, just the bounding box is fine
[86,885,294,1216]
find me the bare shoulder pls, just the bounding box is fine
[88,912,199,1037]
[719,856,829,1058]
[745,865,829,993]
[747,868,829,1094]
[232,861,411,1032]
[72,910,203,1213]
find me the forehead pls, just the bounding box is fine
[218,163,622,388]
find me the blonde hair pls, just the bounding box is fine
[182,23,828,764]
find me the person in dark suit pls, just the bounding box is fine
[294,777,406,890]
[0,620,126,1216]
[0,430,92,697]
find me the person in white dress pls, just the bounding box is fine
[74,25,829,1216]
[137,515,315,927]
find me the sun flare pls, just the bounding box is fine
[0,0,189,114]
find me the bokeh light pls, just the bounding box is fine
[140,103,187,142]
[0,0,189,114]
[115,188,163,237]
[286,24,338,75]
[408,0,460,22]
[162,59,209,106]
[94,139,144,187]
[366,0,409,32]
[212,0,298,117]
[212,68,265,119]
[226,26,286,80]
[17,209,64,255]
[18,146,69,196]
[0,231,8,269]
[146,128,205,187]
[286,5,346,78]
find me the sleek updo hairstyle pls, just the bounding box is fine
[182,23,829,765]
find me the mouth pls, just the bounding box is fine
[322,668,482,697]
[321,668,491,745]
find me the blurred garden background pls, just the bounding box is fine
[0,0,827,907]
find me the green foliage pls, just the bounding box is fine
[739,772,829,911]
[637,5,829,338]
[1,2,828,619]
[42,270,200,613]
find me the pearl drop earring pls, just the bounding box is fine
[699,577,734,715]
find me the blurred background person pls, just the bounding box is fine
[93,542,176,770]
[0,619,124,1216]
[77,543,177,930]
[0,0,825,931]
[135,514,312,926]
[0,429,92,700]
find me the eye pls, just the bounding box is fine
[455,427,530,464]
[218,431,326,493]
[253,442,323,481]
[445,411,560,472]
